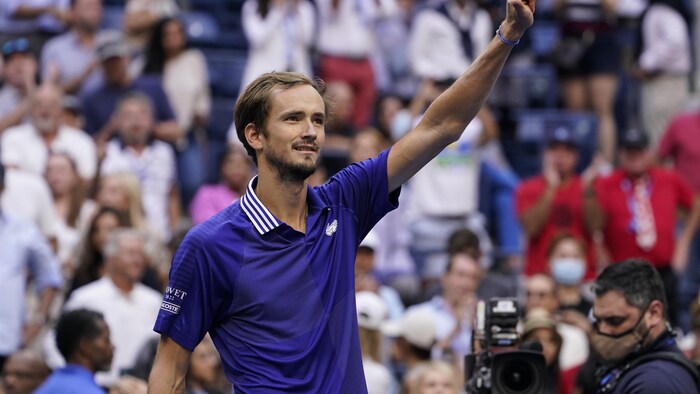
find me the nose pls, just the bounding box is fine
[301,119,318,139]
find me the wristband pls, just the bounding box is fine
[496,26,520,46]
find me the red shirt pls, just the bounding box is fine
[595,168,695,267]
[658,112,700,194]
[516,176,595,278]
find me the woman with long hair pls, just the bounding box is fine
[95,173,148,233]
[142,16,210,206]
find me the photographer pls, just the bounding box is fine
[591,259,699,393]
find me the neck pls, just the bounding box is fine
[556,285,581,306]
[68,357,97,374]
[165,48,182,60]
[255,172,308,233]
[130,142,147,155]
[54,194,71,219]
[74,28,95,44]
[109,273,134,294]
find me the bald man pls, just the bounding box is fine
[2,350,51,394]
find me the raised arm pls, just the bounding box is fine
[387,0,534,191]
[147,335,192,394]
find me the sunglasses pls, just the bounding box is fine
[2,38,30,58]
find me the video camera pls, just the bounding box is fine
[465,298,546,394]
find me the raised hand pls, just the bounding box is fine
[500,0,536,41]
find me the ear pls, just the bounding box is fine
[646,299,664,327]
[245,123,264,151]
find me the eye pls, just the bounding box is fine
[285,114,301,122]
[312,116,325,125]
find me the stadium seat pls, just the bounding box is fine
[181,11,221,46]
[101,6,124,31]
[489,63,559,110]
[205,49,247,98]
[528,22,560,59]
[208,98,237,141]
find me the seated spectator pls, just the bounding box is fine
[1,350,51,394]
[63,229,162,388]
[0,163,62,362]
[34,309,113,394]
[0,1,69,50]
[322,81,356,175]
[142,17,211,205]
[95,173,147,231]
[1,166,60,240]
[1,83,96,181]
[123,0,179,51]
[69,206,130,296]
[0,38,38,132]
[521,308,578,394]
[82,32,180,144]
[184,335,229,394]
[45,152,98,272]
[40,0,103,96]
[356,291,393,394]
[355,231,405,320]
[189,146,253,225]
[100,92,180,241]
[410,360,460,394]
[61,95,85,129]
[547,232,592,317]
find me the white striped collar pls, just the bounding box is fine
[240,176,282,235]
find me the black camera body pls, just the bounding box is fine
[465,298,546,394]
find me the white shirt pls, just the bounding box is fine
[1,169,59,238]
[101,140,176,241]
[411,297,473,360]
[241,0,315,91]
[316,0,397,57]
[362,356,393,394]
[64,277,162,386]
[163,49,211,131]
[409,1,492,79]
[1,123,97,180]
[558,322,589,370]
[639,4,691,75]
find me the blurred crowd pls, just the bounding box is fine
[0,0,698,393]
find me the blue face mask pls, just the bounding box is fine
[551,258,585,286]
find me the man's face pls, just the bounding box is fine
[3,53,36,89]
[442,254,481,300]
[111,237,146,283]
[253,85,326,183]
[524,275,558,314]
[73,0,102,31]
[85,320,114,372]
[31,87,62,133]
[619,148,652,177]
[2,354,48,394]
[102,56,128,86]
[544,143,578,176]
[593,290,644,336]
[119,100,153,146]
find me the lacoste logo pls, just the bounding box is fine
[325,219,338,236]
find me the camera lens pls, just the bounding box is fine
[499,359,535,392]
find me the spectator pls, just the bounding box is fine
[40,0,103,96]
[0,167,59,241]
[45,152,97,272]
[355,231,405,320]
[142,17,211,205]
[516,126,599,279]
[590,259,699,393]
[0,38,37,132]
[524,274,589,374]
[95,173,147,231]
[372,0,418,98]
[61,95,84,129]
[553,0,620,162]
[382,307,437,394]
[82,32,181,144]
[547,232,592,316]
[240,0,315,90]
[316,0,396,127]
[184,336,228,394]
[0,1,69,49]
[589,128,700,326]
[1,350,51,394]
[63,228,161,387]
[356,291,393,394]
[34,309,113,394]
[123,0,179,51]
[322,81,356,174]
[100,92,180,241]
[633,0,692,147]
[0,164,62,365]
[1,83,96,181]
[70,206,130,296]
[189,146,253,225]
[410,360,460,394]
[408,0,492,81]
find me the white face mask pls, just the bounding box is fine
[551,258,585,286]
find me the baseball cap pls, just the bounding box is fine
[381,307,437,350]
[619,128,649,150]
[522,308,557,337]
[356,291,388,330]
[547,126,577,148]
[96,32,130,61]
[2,38,31,61]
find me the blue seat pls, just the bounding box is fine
[489,63,559,110]
[181,11,221,45]
[512,110,598,178]
[208,98,237,141]
[205,49,247,98]
[528,22,560,58]
[101,6,124,31]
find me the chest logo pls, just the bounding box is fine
[325,219,338,236]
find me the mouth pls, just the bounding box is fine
[292,144,319,153]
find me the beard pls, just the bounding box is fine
[265,145,319,184]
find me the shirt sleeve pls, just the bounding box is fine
[151,81,177,122]
[25,224,62,292]
[657,118,678,159]
[0,130,21,168]
[514,179,537,216]
[319,148,400,242]
[153,229,230,351]
[673,171,695,210]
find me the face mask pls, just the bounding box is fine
[390,110,413,141]
[590,309,651,365]
[551,258,585,286]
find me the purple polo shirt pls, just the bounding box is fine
[154,149,400,393]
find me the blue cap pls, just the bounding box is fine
[547,126,577,148]
[2,38,31,60]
